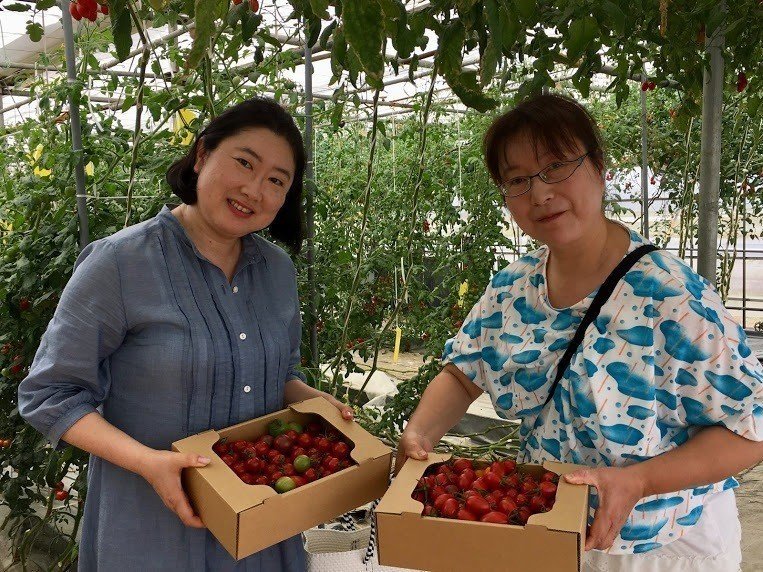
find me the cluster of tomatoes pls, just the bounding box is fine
[53,480,69,501]
[68,0,109,22]
[641,81,657,91]
[212,418,354,494]
[232,0,260,11]
[412,458,559,525]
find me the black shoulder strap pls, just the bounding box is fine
[541,244,658,408]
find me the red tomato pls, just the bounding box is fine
[255,476,269,485]
[529,495,546,513]
[315,437,331,452]
[488,461,505,478]
[290,447,307,461]
[254,442,270,456]
[503,487,518,500]
[256,435,274,447]
[422,505,436,516]
[232,462,247,475]
[472,477,489,492]
[441,498,459,519]
[522,480,537,494]
[452,458,473,472]
[502,459,517,473]
[332,441,350,459]
[303,468,318,482]
[297,433,313,448]
[457,508,477,521]
[244,457,263,473]
[240,473,256,484]
[541,471,557,483]
[273,435,293,453]
[285,429,299,440]
[232,440,249,453]
[539,481,557,499]
[457,473,474,490]
[465,495,490,516]
[515,493,528,507]
[220,454,236,467]
[481,511,508,524]
[433,493,453,511]
[322,456,339,472]
[292,475,307,487]
[55,490,69,501]
[484,472,502,491]
[270,471,283,483]
[282,463,296,476]
[499,497,518,515]
[434,473,448,487]
[68,2,82,21]
[517,507,532,524]
[248,0,259,11]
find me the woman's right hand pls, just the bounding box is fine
[139,449,210,528]
[395,430,433,474]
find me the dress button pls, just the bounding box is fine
[239,332,247,340]
[232,285,239,293]
[243,385,251,393]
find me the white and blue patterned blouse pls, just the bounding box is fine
[18,206,307,571]
[442,228,763,555]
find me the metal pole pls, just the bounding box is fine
[304,41,318,371]
[0,89,4,131]
[697,1,726,285]
[640,85,650,238]
[61,0,89,248]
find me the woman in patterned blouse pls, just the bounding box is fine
[396,93,763,572]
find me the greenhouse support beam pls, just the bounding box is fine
[640,87,649,238]
[98,22,194,71]
[0,61,166,80]
[696,2,726,285]
[304,42,318,369]
[61,0,89,248]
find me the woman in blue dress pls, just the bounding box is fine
[18,97,352,571]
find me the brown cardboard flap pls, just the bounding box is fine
[172,429,278,513]
[290,397,392,463]
[376,452,451,516]
[526,461,590,534]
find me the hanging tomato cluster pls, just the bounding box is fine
[69,0,109,22]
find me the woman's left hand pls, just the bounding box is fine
[564,466,647,551]
[324,395,354,421]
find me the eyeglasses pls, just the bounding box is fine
[498,151,590,199]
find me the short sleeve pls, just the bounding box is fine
[441,285,495,393]
[654,277,763,442]
[18,239,128,448]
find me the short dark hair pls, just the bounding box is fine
[483,93,605,186]
[166,97,306,254]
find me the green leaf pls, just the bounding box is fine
[514,0,535,22]
[25,22,43,42]
[5,3,31,12]
[602,1,625,35]
[148,0,169,10]
[309,0,330,19]
[109,0,133,62]
[35,0,56,9]
[435,21,466,79]
[343,0,385,88]
[319,19,338,51]
[330,26,347,78]
[447,70,498,112]
[498,4,521,51]
[566,16,598,63]
[306,16,322,48]
[408,54,419,82]
[186,0,224,69]
[480,37,500,86]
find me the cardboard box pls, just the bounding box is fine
[172,397,392,560]
[375,453,590,572]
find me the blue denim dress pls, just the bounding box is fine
[18,206,307,571]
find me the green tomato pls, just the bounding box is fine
[287,422,303,433]
[293,455,311,473]
[274,476,296,493]
[268,419,288,437]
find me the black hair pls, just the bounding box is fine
[166,97,306,254]
[484,93,605,186]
